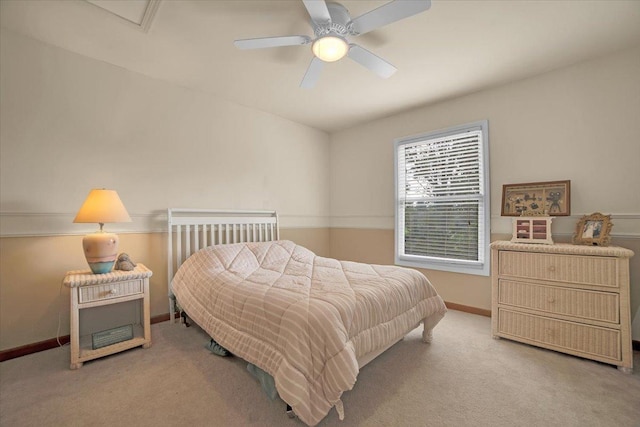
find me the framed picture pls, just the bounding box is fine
[573,212,613,246]
[501,180,571,216]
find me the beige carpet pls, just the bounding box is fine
[1,310,639,427]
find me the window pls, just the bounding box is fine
[394,120,490,276]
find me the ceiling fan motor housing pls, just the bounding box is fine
[313,2,352,38]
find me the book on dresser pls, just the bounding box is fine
[490,241,634,373]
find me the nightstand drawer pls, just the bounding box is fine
[497,309,621,361]
[498,251,618,288]
[498,280,619,323]
[79,279,143,303]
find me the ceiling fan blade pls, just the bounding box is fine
[300,57,324,89]
[234,35,311,50]
[302,0,332,26]
[350,0,431,35]
[347,44,397,79]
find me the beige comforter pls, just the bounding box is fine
[171,240,446,426]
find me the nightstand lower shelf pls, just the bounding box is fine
[73,324,149,369]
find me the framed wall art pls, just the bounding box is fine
[501,180,571,216]
[573,212,613,246]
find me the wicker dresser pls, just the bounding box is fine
[490,241,634,373]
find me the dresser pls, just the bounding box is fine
[490,241,634,373]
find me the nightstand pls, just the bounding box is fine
[64,264,152,369]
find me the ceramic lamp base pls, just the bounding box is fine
[82,231,119,274]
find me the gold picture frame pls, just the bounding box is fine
[573,212,613,246]
[501,180,571,216]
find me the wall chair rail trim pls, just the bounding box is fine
[0,212,331,237]
[329,213,640,237]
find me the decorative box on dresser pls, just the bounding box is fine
[64,264,153,369]
[490,241,634,373]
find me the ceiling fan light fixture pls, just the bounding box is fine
[312,35,348,62]
[234,0,432,87]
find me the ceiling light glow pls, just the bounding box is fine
[312,36,348,62]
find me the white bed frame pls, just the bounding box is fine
[166,208,441,369]
[167,208,279,322]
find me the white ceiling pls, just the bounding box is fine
[1,0,640,132]
[85,0,152,25]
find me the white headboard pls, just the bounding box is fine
[167,209,279,321]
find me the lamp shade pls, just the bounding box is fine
[74,189,131,274]
[73,189,132,224]
[312,35,348,62]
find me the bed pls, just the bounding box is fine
[167,209,446,426]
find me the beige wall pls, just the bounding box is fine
[0,29,331,235]
[0,30,331,351]
[330,229,640,324]
[0,228,329,350]
[329,228,495,310]
[2,29,639,351]
[329,46,640,337]
[330,46,640,234]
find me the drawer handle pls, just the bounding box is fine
[548,265,556,272]
[108,289,118,295]
[547,296,555,304]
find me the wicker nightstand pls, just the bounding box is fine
[63,264,152,369]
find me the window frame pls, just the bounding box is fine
[394,120,491,276]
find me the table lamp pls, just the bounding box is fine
[73,189,132,274]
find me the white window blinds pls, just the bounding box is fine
[394,121,490,276]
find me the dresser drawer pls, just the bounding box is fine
[79,279,143,303]
[498,251,618,288]
[497,309,620,361]
[498,280,619,323]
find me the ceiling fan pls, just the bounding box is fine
[234,0,432,88]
